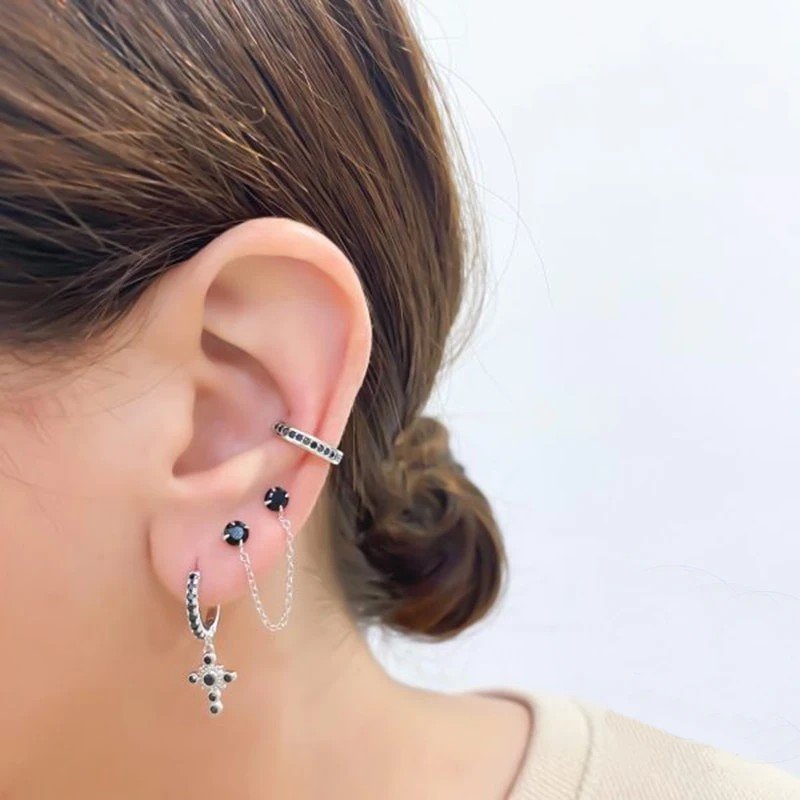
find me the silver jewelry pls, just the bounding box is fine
[273,421,343,465]
[221,488,296,632]
[185,570,237,715]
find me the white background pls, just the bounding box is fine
[371,0,800,774]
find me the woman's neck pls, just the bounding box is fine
[5,536,531,799]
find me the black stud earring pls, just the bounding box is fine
[222,519,250,546]
[264,485,290,512]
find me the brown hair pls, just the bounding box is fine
[0,0,506,639]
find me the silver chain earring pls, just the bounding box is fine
[222,486,295,632]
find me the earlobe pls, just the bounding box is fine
[145,217,371,609]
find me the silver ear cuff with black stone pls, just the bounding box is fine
[186,571,237,716]
[273,421,344,465]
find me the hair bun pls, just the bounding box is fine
[357,416,506,639]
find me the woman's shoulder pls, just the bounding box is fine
[573,693,800,800]
[474,686,800,800]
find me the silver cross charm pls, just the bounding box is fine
[187,641,237,715]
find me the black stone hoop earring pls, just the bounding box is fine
[185,570,237,716]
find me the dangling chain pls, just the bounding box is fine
[238,505,295,632]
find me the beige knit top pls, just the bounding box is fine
[474,687,800,799]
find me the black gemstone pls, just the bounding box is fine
[210,705,220,714]
[203,654,213,665]
[209,692,218,701]
[188,674,198,684]
[264,486,289,512]
[203,673,216,686]
[288,430,296,439]
[223,673,233,683]
[223,520,249,546]
[303,436,310,445]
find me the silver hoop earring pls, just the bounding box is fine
[221,487,296,632]
[185,570,237,716]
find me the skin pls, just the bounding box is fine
[0,218,532,799]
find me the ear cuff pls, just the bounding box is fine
[273,421,343,465]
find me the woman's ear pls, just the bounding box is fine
[143,218,371,605]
